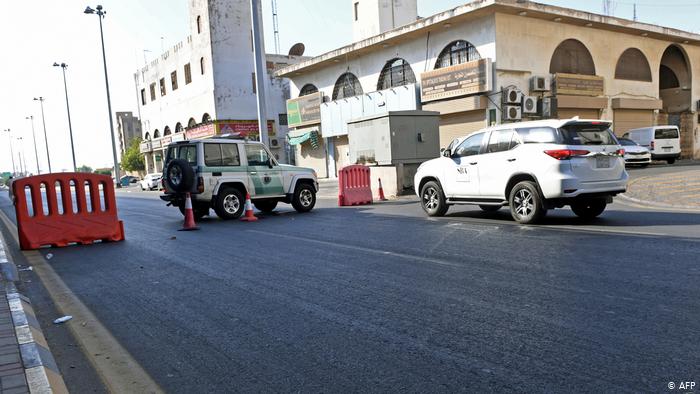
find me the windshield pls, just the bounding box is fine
[559,123,618,146]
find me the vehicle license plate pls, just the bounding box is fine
[596,156,610,168]
[663,147,672,151]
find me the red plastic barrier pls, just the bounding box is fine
[338,165,373,206]
[11,173,125,250]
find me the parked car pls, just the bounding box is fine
[414,118,628,224]
[140,173,163,191]
[617,138,651,167]
[160,139,318,220]
[119,175,139,186]
[623,125,681,164]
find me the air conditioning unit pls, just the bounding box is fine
[539,97,557,118]
[269,138,280,148]
[522,96,538,114]
[502,87,522,104]
[503,105,522,121]
[530,76,550,92]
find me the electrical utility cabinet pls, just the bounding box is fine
[347,111,440,166]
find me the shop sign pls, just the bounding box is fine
[151,139,162,150]
[286,92,322,127]
[553,73,604,96]
[139,141,152,153]
[420,58,491,102]
[171,133,186,142]
[161,135,172,146]
[186,123,216,140]
[217,120,274,138]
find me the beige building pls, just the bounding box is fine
[276,0,700,178]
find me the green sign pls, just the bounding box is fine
[286,92,322,127]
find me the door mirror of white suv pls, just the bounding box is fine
[442,149,452,158]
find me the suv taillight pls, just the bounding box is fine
[615,148,625,157]
[544,149,590,160]
[197,176,204,193]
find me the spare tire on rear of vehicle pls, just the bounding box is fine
[164,159,195,193]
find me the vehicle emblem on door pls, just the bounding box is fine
[457,167,468,175]
[263,175,272,184]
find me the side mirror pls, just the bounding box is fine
[442,149,452,158]
[267,157,274,168]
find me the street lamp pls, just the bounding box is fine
[25,116,41,175]
[16,137,26,176]
[2,129,16,176]
[53,62,77,172]
[84,5,121,187]
[33,97,52,173]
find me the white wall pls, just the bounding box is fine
[352,0,418,42]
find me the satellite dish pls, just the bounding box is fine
[288,43,305,56]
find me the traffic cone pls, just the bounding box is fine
[240,193,258,222]
[378,177,388,201]
[179,192,199,231]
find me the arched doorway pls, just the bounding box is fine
[659,44,692,157]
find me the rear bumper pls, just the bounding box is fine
[542,173,628,199]
[651,152,681,160]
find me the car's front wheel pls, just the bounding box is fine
[420,181,448,217]
[667,159,676,165]
[571,199,606,220]
[214,187,245,219]
[508,181,546,224]
[292,183,316,213]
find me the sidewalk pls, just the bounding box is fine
[622,169,700,210]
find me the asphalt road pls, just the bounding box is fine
[0,164,698,393]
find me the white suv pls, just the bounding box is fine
[414,119,628,224]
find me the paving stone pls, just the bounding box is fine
[0,353,20,365]
[1,373,27,390]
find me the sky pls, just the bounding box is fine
[1,0,699,174]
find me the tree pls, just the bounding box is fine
[122,138,145,172]
[77,165,93,173]
[94,168,112,176]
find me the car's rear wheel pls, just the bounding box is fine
[667,159,676,164]
[571,200,606,220]
[215,187,245,219]
[479,205,501,212]
[508,181,546,224]
[292,183,316,213]
[254,200,278,213]
[420,181,448,217]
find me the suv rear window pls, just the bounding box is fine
[559,124,617,146]
[655,128,679,139]
[516,127,558,144]
[177,145,197,166]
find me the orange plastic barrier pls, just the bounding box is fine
[11,173,125,250]
[338,165,373,206]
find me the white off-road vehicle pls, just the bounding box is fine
[160,139,318,219]
[414,118,629,224]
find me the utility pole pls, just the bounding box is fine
[16,137,26,176]
[250,0,270,145]
[25,116,41,174]
[54,63,77,172]
[633,3,637,21]
[2,129,16,176]
[33,97,52,173]
[271,0,280,54]
[85,5,122,186]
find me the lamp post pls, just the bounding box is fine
[2,129,16,176]
[25,116,41,175]
[16,137,26,176]
[33,97,52,173]
[53,62,77,172]
[84,5,121,187]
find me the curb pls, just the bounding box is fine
[617,193,700,212]
[0,229,68,393]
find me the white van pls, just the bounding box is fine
[623,126,681,164]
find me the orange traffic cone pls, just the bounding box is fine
[179,192,199,231]
[378,178,388,201]
[240,193,258,222]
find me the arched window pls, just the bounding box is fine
[200,57,205,75]
[299,84,318,96]
[144,132,151,141]
[549,39,596,75]
[202,113,211,123]
[615,48,652,82]
[435,40,480,69]
[187,118,197,128]
[163,126,171,136]
[153,129,161,139]
[175,122,183,133]
[332,72,363,100]
[377,58,416,90]
[660,65,679,89]
[196,16,202,34]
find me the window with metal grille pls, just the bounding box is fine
[149,83,156,101]
[140,89,146,105]
[435,40,480,69]
[299,84,318,96]
[549,39,596,75]
[184,63,192,84]
[171,71,178,90]
[332,72,363,100]
[159,78,166,96]
[377,58,416,90]
[615,48,652,82]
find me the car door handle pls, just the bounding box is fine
[469,162,477,165]
[212,172,222,176]
[507,158,516,162]
[250,171,257,175]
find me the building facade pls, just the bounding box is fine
[136,0,305,174]
[115,112,142,160]
[277,0,700,178]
